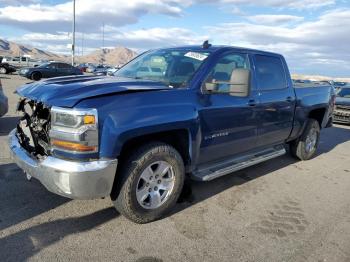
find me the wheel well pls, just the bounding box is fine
[308,108,326,128]
[118,129,191,166]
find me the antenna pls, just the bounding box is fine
[202,40,211,49]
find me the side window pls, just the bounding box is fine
[57,63,66,69]
[204,53,250,94]
[21,57,27,62]
[48,63,57,69]
[255,55,287,90]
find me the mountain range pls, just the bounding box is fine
[0,38,137,66]
[0,38,348,81]
[0,39,61,60]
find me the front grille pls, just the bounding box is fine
[16,98,51,157]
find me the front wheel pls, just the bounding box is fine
[31,72,42,81]
[112,142,185,224]
[0,67,7,74]
[290,119,320,160]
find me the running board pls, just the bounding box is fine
[192,146,286,181]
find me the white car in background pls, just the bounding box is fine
[2,56,40,68]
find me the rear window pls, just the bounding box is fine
[255,55,287,90]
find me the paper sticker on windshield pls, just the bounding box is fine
[184,52,208,61]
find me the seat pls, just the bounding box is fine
[176,62,195,76]
[228,69,251,97]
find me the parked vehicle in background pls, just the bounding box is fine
[334,81,347,92]
[0,57,17,74]
[93,65,112,76]
[9,44,335,223]
[86,64,97,73]
[2,56,40,68]
[77,63,88,72]
[18,62,83,81]
[333,85,350,124]
[0,80,8,117]
[107,67,119,76]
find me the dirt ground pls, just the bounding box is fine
[0,74,349,262]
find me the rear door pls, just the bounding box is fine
[57,63,72,76]
[198,51,259,164]
[253,54,295,147]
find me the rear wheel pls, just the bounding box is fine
[31,72,42,81]
[112,142,185,224]
[0,67,7,74]
[290,119,320,160]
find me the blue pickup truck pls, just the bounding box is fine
[9,44,335,223]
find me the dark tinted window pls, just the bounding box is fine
[255,55,287,90]
[57,63,71,69]
[46,63,57,69]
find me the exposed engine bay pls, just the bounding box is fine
[16,98,51,158]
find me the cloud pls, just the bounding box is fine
[247,14,304,25]
[206,8,350,76]
[1,1,348,76]
[193,0,335,9]
[0,0,40,5]
[0,0,336,34]
[0,0,184,32]
[9,27,208,54]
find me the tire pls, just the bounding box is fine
[112,142,185,224]
[0,67,7,74]
[31,72,42,81]
[290,119,320,160]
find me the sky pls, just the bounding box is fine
[0,0,349,77]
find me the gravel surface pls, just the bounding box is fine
[0,74,349,262]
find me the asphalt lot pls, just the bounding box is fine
[0,74,349,262]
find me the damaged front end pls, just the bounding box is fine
[16,98,51,158]
[9,99,118,200]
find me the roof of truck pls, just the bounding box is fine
[156,45,282,57]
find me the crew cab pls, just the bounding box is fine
[9,44,335,223]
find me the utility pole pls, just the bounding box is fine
[101,22,105,65]
[71,0,76,66]
[81,32,84,57]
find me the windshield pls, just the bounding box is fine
[337,87,350,98]
[114,49,210,88]
[38,63,50,68]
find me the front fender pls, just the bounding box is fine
[99,104,200,161]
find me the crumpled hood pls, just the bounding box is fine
[16,75,171,107]
[335,97,350,106]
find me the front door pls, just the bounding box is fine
[197,52,259,165]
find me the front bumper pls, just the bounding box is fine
[8,129,118,200]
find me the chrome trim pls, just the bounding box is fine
[51,106,98,116]
[192,147,286,181]
[8,129,118,200]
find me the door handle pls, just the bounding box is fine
[286,96,293,102]
[248,99,257,107]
